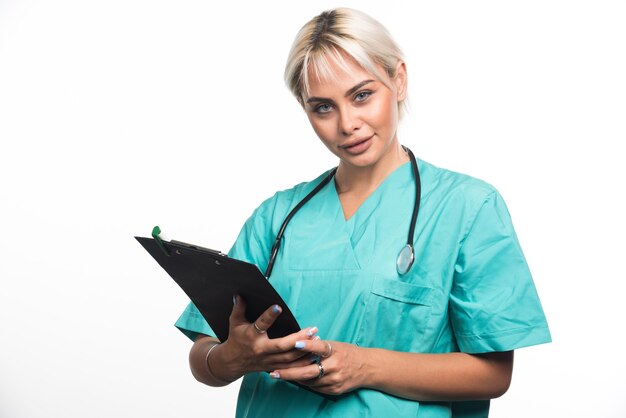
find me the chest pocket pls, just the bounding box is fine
[357,277,434,352]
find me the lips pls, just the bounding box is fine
[340,135,373,150]
[339,135,374,155]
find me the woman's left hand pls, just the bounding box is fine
[269,339,368,396]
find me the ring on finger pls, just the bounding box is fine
[316,361,325,379]
[320,341,333,358]
[253,322,266,334]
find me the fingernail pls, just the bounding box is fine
[308,354,320,364]
[269,371,280,379]
[306,327,318,338]
[232,295,237,305]
[272,305,282,314]
[313,336,321,341]
[294,341,306,349]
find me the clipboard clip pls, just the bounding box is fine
[152,225,171,256]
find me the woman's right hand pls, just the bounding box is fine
[191,295,318,385]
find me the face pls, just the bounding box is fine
[303,53,407,170]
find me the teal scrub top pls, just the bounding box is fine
[175,158,551,418]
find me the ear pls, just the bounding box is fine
[394,60,408,101]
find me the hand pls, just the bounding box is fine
[268,339,368,396]
[216,295,319,380]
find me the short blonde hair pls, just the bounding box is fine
[284,8,406,115]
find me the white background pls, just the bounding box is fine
[1,1,624,417]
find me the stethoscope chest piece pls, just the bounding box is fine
[397,244,415,275]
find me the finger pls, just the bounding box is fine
[269,362,322,382]
[253,303,283,334]
[305,326,319,339]
[264,350,320,368]
[229,294,248,325]
[265,327,319,354]
[293,339,332,356]
[265,352,320,371]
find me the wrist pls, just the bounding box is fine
[210,341,244,383]
[358,347,380,389]
[205,343,237,385]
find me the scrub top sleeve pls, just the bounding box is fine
[174,301,216,341]
[174,208,272,342]
[450,190,551,353]
[226,208,271,270]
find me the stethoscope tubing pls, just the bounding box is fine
[264,167,338,278]
[405,146,421,249]
[264,146,420,278]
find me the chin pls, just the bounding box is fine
[339,152,380,168]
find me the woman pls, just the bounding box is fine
[175,8,551,417]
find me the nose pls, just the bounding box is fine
[338,106,362,136]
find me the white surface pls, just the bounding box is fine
[1,1,624,417]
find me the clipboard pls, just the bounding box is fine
[135,234,300,342]
[136,229,343,401]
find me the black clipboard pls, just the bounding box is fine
[136,233,342,401]
[135,236,300,342]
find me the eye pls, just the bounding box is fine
[354,90,372,102]
[314,103,333,114]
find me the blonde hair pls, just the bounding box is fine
[284,8,407,115]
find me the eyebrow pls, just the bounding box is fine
[306,79,375,104]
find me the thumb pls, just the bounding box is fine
[229,294,248,325]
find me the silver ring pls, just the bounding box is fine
[317,361,325,379]
[253,322,266,334]
[320,341,333,358]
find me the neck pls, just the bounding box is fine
[334,141,409,194]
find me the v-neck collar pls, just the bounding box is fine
[332,161,412,231]
[282,161,414,273]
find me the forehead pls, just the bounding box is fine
[304,50,384,98]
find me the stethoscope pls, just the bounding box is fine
[264,146,421,278]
